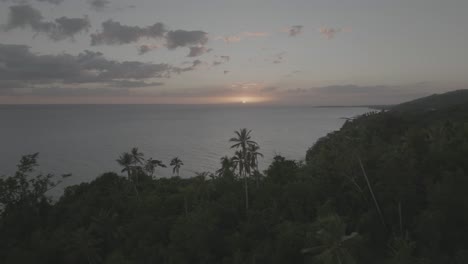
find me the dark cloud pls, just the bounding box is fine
[289,25,303,37]
[224,70,229,74]
[91,21,208,49]
[0,43,192,92]
[91,20,166,45]
[4,5,90,41]
[138,44,160,55]
[187,46,211,57]
[166,30,208,49]
[192,59,203,67]
[91,20,211,55]
[89,0,110,11]
[53,17,91,40]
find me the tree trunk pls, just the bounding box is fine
[128,168,140,201]
[184,195,188,217]
[358,155,386,228]
[244,172,249,212]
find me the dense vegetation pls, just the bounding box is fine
[2,91,468,263]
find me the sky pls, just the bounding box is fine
[0,0,467,105]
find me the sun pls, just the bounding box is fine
[242,100,247,104]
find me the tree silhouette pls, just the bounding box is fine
[248,144,263,187]
[130,147,145,165]
[170,157,184,177]
[216,156,236,178]
[116,151,141,199]
[144,158,167,178]
[229,128,259,212]
[116,152,134,180]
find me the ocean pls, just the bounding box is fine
[0,104,369,187]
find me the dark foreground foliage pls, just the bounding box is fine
[2,96,468,263]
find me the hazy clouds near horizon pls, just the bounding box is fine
[0,0,467,104]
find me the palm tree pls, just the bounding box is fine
[130,147,145,186]
[248,144,263,172]
[248,144,264,188]
[170,157,184,176]
[144,158,167,178]
[116,152,134,180]
[231,150,244,176]
[216,156,236,178]
[229,128,258,154]
[116,152,141,199]
[230,128,259,212]
[130,147,145,165]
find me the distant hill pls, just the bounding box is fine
[391,89,468,112]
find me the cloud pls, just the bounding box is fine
[224,70,229,74]
[166,30,208,49]
[29,87,131,97]
[1,0,64,5]
[110,80,164,88]
[88,0,110,11]
[91,20,166,45]
[0,43,196,93]
[192,59,203,67]
[319,27,342,39]
[36,0,63,4]
[138,44,161,55]
[288,25,303,37]
[212,55,230,67]
[4,5,90,41]
[216,31,269,43]
[91,21,210,55]
[173,60,204,73]
[0,80,30,91]
[187,46,211,57]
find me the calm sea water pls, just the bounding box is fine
[0,105,369,187]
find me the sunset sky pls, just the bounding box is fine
[0,0,467,105]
